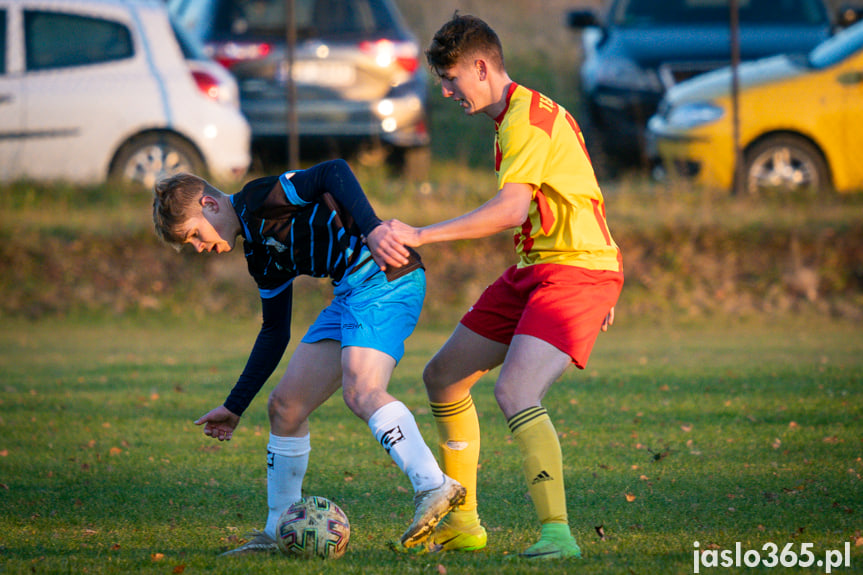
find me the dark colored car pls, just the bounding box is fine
[168,0,430,175]
[567,0,859,169]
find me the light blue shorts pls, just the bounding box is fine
[301,249,426,363]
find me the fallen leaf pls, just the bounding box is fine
[109,447,123,456]
[681,424,693,433]
[151,553,165,561]
[436,564,447,575]
[173,565,186,574]
[625,493,636,502]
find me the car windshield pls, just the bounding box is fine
[808,20,863,69]
[207,0,400,41]
[612,0,827,26]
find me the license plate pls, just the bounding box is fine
[279,60,356,87]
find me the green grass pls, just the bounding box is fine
[2,314,861,574]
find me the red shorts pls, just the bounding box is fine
[461,264,623,369]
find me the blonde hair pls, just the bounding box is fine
[152,173,216,250]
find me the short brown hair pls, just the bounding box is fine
[426,13,504,74]
[152,173,210,250]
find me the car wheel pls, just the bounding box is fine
[110,132,205,188]
[741,135,831,195]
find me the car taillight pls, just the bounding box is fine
[359,39,419,73]
[192,70,222,101]
[209,42,272,69]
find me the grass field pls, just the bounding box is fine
[2,313,861,574]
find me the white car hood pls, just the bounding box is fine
[665,54,806,105]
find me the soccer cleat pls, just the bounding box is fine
[428,518,487,552]
[220,530,278,556]
[518,523,581,560]
[400,475,466,548]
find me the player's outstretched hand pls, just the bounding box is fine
[366,222,414,270]
[194,405,240,441]
[601,307,615,332]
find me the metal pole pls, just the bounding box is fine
[286,0,299,169]
[730,0,743,194]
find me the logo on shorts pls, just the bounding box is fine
[342,322,362,331]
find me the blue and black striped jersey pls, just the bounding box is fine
[230,159,381,296]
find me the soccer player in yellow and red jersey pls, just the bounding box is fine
[377,13,623,560]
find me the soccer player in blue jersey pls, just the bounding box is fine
[152,159,464,554]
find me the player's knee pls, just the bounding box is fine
[493,383,518,415]
[341,386,358,412]
[422,357,446,391]
[268,391,299,428]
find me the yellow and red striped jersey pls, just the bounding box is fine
[495,83,622,272]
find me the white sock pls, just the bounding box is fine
[264,433,311,539]
[368,401,444,493]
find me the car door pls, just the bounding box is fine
[0,5,25,180]
[838,51,863,191]
[19,4,160,182]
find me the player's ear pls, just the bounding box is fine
[200,194,220,213]
[474,58,487,80]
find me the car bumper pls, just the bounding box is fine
[586,89,663,159]
[243,92,428,148]
[647,116,734,190]
[192,108,252,181]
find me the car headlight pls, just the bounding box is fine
[666,102,725,129]
[586,55,662,92]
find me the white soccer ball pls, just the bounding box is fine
[275,496,350,559]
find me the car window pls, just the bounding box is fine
[171,18,209,61]
[613,0,826,26]
[24,10,133,71]
[214,0,399,40]
[809,21,863,68]
[0,10,6,75]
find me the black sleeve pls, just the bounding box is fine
[223,285,293,416]
[289,159,382,236]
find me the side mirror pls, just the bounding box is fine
[837,4,863,28]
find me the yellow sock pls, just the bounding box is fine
[430,396,480,514]
[508,406,567,525]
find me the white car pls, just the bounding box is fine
[0,0,251,186]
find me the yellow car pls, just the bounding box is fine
[647,20,863,194]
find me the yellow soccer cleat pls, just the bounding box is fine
[428,516,487,552]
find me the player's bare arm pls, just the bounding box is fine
[381,182,533,248]
[195,404,241,441]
